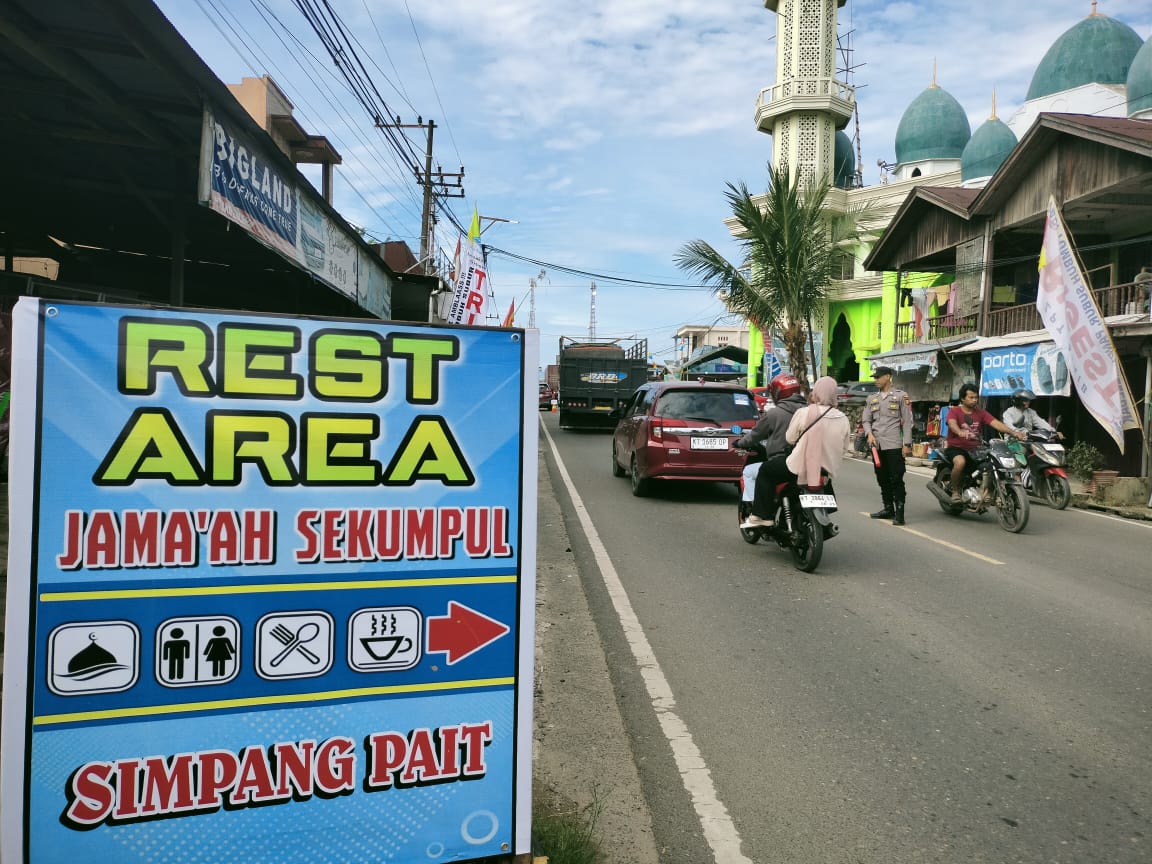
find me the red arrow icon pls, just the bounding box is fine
[427,602,510,665]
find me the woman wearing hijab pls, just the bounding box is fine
[740,376,851,529]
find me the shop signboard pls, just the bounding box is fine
[1,299,537,863]
[198,109,388,307]
[200,108,299,262]
[979,344,1072,397]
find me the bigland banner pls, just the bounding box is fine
[1,299,537,863]
[1036,196,1139,452]
[198,109,379,312]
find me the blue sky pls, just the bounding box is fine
[154,0,1150,368]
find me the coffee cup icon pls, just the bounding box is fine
[360,635,413,662]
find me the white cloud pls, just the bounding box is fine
[154,0,1150,356]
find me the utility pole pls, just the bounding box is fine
[528,269,547,329]
[589,282,597,339]
[377,117,465,274]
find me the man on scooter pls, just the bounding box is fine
[945,383,1027,503]
[1002,389,1063,439]
[734,373,806,528]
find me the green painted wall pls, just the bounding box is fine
[746,325,766,388]
[743,269,953,386]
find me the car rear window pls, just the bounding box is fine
[654,390,759,422]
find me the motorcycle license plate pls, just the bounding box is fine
[1042,444,1065,452]
[799,493,836,508]
[690,437,729,450]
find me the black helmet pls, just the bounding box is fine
[1011,388,1035,407]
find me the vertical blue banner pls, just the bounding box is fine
[2,300,538,863]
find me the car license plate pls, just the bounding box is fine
[690,437,728,450]
[799,493,836,508]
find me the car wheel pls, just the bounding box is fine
[630,454,650,497]
[611,442,626,477]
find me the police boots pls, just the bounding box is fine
[892,502,906,526]
[870,498,894,520]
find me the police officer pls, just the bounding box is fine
[861,366,913,525]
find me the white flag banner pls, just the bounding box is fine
[1036,196,1140,452]
[445,211,488,326]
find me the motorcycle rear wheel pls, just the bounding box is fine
[1044,474,1071,510]
[789,510,824,572]
[995,484,1030,533]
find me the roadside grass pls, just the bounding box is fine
[533,786,604,864]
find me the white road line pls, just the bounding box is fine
[856,512,1005,565]
[541,420,752,864]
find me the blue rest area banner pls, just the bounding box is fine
[0,299,538,864]
[979,343,1072,397]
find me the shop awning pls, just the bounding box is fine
[950,329,1053,354]
[867,336,978,368]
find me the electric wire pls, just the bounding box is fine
[203,0,425,237]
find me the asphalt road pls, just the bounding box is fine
[540,411,1152,864]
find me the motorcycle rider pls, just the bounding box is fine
[735,373,806,528]
[945,383,1027,503]
[1002,388,1063,439]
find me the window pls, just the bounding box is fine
[654,390,759,422]
[833,250,855,280]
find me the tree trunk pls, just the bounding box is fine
[783,320,809,393]
[805,313,819,384]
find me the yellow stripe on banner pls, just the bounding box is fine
[40,575,517,603]
[32,677,516,726]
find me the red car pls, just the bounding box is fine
[538,383,556,410]
[749,386,774,413]
[610,381,760,496]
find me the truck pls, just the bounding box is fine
[556,336,648,430]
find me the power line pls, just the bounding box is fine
[197,0,426,236]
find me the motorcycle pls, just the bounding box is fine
[1011,420,1070,510]
[737,446,839,573]
[926,437,1030,533]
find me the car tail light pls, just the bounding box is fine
[649,417,664,441]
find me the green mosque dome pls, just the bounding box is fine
[834,130,856,188]
[1025,13,1144,101]
[894,85,971,164]
[1127,36,1152,116]
[961,116,1017,181]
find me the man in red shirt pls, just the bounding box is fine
[945,383,1026,502]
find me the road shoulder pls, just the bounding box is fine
[534,442,661,864]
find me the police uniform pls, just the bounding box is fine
[861,367,913,524]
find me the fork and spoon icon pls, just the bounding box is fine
[268,622,322,667]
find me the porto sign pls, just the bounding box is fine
[1,299,537,864]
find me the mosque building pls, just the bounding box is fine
[739,0,1149,400]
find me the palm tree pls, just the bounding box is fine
[675,164,861,392]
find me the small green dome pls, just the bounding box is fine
[1128,36,1152,116]
[834,130,855,188]
[895,86,971,164]
[1026,14,1143,100]
[961,118,1017,181]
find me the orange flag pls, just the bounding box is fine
[501,301,515,327]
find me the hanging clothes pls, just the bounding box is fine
[911,288,932,342]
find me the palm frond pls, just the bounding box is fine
[675,163,871,388]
